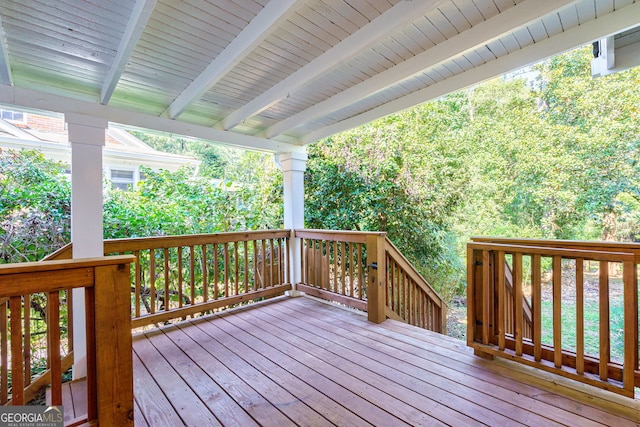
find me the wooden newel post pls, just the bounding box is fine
[94,262,134,426]
[367,234,386,323]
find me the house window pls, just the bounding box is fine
[111,169,134,190]
[1,109,26,124]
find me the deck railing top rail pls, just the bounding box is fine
[1,255,133,278]
[472,237,640,261]
[295,228,386,243]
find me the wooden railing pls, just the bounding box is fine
[296,229,446,333]
[0,256,134,425]
[384,237,447,333]
[46,231,292,328]
[467,238,639,397]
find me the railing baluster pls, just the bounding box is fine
[47,291,62,405]
[164,248,170,311]
[532,254,542,362]
[67,290,73,353]
[213,243,219,299]
[254,240,259,290]
[285,237,291,284]
[497,251,506,351]
[576,258,584,374]
[235,242,240,295]
[1,299,7,404]
[300,239,309,284]
[340,242,346,295]
[357,244,364,299]
[599,260,610,381]
[224,242,230,296]
[269,239,274,288]
[622,260,637,393]
[514,252,523,356]
[348,243,354,298]
[553,255,562,368]
[482,250,491,345]
[202,245,208,303]
[149,249,156,314]
[134,251,141,317]
[189,246,195,308]
[10,296,24,405]
[262,240,267,290]
[24,294,30,386]
[244,241,249,291]
[178,247,184,308]
[322,241,329,290]
[332,241,338,292]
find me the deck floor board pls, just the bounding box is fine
[132,296,640,426]
[272,297,634,426]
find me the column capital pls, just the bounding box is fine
[276,151,307,172]
[65,113,108,146]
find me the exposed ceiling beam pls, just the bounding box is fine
[264,0,576,139]
[0,15,12,85]
[301,1,640,145]
[0,86,303,154]
[165,0,300,120]
[219,0,447,131]
[100,0,157,105]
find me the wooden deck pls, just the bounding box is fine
[132,296,639,426]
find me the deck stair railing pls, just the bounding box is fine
[0,256,134,425]
[467,237,640,397]
[296,229,446,333]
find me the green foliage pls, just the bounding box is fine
[103,163,282,239]
[307,46,640,301]
[306,106,468,300]
[0,149,71,262]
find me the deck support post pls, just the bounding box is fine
[66,113,107,379]
[276,150,307,287]
[366,234,386,323]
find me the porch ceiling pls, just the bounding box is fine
[0,0,638,153]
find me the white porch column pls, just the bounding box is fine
[276,151,307,287]
[66,113,107,379]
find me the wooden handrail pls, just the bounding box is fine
[467,240,639,398]
[0,256,135,425]
[472,237,640,262]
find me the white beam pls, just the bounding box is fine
[302,1,640,144]
[219,0,447,131]
[0,85,304,153]
[100,0,157,104]
[264,0,576,139]
[165,0,299,119]
[0,15,12,85]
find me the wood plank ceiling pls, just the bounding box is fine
[0,0,638,152]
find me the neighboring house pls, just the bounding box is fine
[0,107,200,190]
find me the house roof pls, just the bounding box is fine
[0,0,638,153]
[0,111,199,169]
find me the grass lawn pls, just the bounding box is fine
[539,298,626,363]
